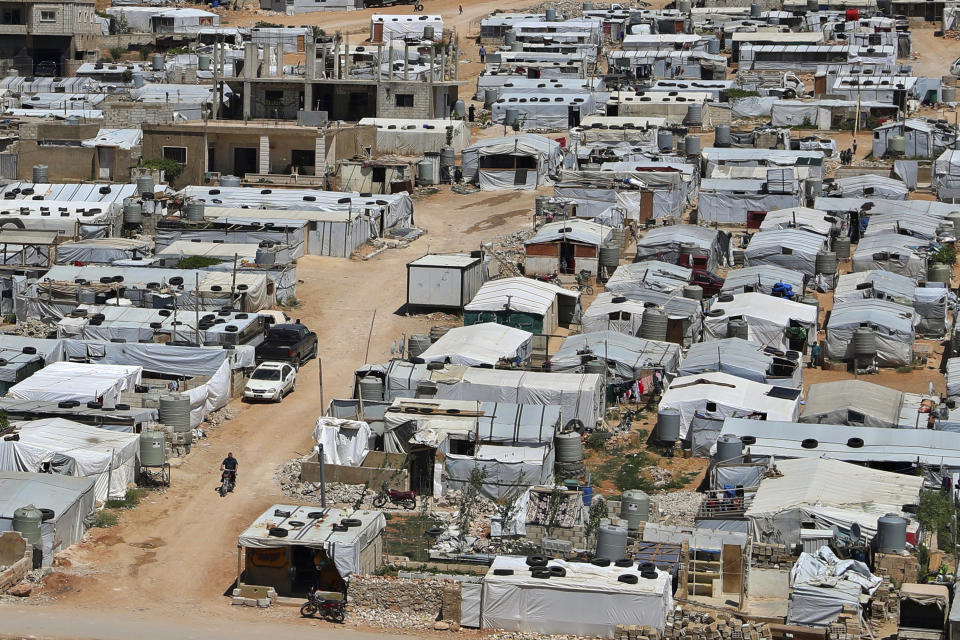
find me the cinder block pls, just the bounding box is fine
[232,596,245,605]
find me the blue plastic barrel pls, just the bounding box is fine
[580,486,593,506]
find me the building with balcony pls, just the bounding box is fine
[0,0,100,76]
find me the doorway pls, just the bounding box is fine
[560,242,575,274]
[233,147,258,177]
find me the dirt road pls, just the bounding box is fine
[7,188,537,636]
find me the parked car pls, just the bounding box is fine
[244,361,297,402]
[690,269,725,297]
[255,322,318,365]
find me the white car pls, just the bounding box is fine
[244,361,297,402]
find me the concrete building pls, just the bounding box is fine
[0,0,101,76]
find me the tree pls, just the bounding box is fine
[544,485,566,537]
[584,499,609,549]
[455,466,487,549]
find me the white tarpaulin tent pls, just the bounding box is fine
[658,371,801,440]
[704,293,817,351]
[427,366,604,429]
[238,505,385,580]
[0,471,96,565]
[744,229,829,277]
[0,418,139,501]
[746,457,922,546]
[481,555,674,638]
[419,323,533,367]
[788,546,879,627]
[358,118,470,154]
[312,417,371,467]
[444,444,553,500]
[852,233,928,281]
[825,299,916,367]
[491,93,596,130]
[7,361,141,406]
[370,14,443,41]
[462,135,564,191]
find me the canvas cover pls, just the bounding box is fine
[358,118,470,154]
[444,444,553,500]
[825,299,916,367]
[744,229,828,277]
[481,555,674,638]
[462,135,563,191]
[8,361,141,405]
[704,293,817,351]
[550,331,680,381]
[0,418,138,501]
[312,418,371,467]
[419,323,533,367]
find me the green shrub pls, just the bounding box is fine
[142,157,183,181]
[932,245,957,265]
[175,256,222,269]
[93,511,119,528]
[109,46,127,62]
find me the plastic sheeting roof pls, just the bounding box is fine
[759,207,836,236]
[552,330,681,379]
[81,129,142,150]
[527,219,612,247]
[418,323,533,367]
[827,298,916,335]
[721,265,805,294]
[834,270,916,304]
[0,183,165,203]
[800,380,904,427]
[677,338,775,382]
[606,261,691,295]
[465,277,578,316]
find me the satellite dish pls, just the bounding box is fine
[851,523,862,543]
[831,525,842,541]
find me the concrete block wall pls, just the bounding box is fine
[525,523,588,550]
[376,82,434,119]
[103,102,178,128]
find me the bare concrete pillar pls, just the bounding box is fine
[259,135,270,174]
[305,38,317,81]
[242,81,251,119]
[243,43,258,79]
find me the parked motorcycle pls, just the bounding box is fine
[533,272,561,286]
[300,586,346,623]
[372,485,417,510]
[218,469,236,497]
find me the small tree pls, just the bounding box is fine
[109,46,127,62]
[544,485,566,537]
[455,466,487,548]
[584,498,609,549]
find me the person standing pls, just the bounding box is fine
[459,3,462,13]
[852,138,858,157]
[479,45,486,63]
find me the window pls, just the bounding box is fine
[291,149,315,168]
[781,247,793,255]
[162,146,187,165]
[39,10,56,21]
[848,410,866,424]
[265,90,284,107]
[395,93,414,108]
[705,402,717,412]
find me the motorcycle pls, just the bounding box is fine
[300,587,346,623]
[533,272,561,286]
[372,485,417,510]
[218,468,236,497]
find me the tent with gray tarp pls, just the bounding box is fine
[677,338,801,388]
[720,265,805,297]
[697,178,803,225]
[443,444,554,500]
[873,119,957,159]
[634,225,724,271]
[0,471,96,565]
[851,233,929,281]
[824,299,917,367]
[550,331,680,383]
[461,135,565,191]
[800,380,905,429]
[743,229,828,278]
[604,261,691,296]
[788,546,880,627]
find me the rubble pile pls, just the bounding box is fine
[618,608,775,640]
[645,466,674,487]
[6,318,53,338]
[487,229,536,278]
[203,407,236,429]
[652,492,703,526]
[349,574,446,628]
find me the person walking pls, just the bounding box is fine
[479,45,486,63]
[852,138,858,157]
[459,3,463,13]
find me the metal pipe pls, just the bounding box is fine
[318,444,327,507]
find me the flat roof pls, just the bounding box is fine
[408,253,480,268]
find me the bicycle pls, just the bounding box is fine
[568,272,594,296]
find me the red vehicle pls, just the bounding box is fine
[690,269,725,296]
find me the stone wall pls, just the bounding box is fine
[0,531,32,592]
[103,101,178,128]
[349,575,448,617]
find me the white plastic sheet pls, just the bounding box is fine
[313,417,371,467]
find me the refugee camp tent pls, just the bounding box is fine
[444,444,554,500]
[678,338,802,388]
[464,277,580,334]
[238,505,386,588]
[704,292,817,351]
[873,119,957,159]
[745,457,922,546]
[800,380,906,429]
[743,229,829,277]
[7,362,141,406]
[658,371,802,441]
[481,555,674,637]
[851,233,928,281]
[462,136,565,191]
[0,471,96,565]
[788,547,877,628]
[635,225,724,271]
[914,285,951,337]
[150,8,219,33]
[831,175,908,199]
[720,265,805,297]
[834,270,916,306]
[54,238,152,265]
[697,178,803,224]
[0,418,139,501]
[550,331,681,382]
[491,93,596,130]
[825,299,916,366]
[524,220,613,277]
[312,418,371,467]
[581,294,650,336]
[418,323,534,367]
[371,14,443,41]
[605,261,691,296]
[934,150,960,202]
[424,366,605,429]
[862,211,942,242]
[758,207,838,237]
[358,118,470,154]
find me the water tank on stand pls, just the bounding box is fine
[417,159,436,186]
[555,430,584,463]
[595,524,628,560]
[136,175,155,197]
[407,333,432,359]
[657,130,673,152]
[151,53,165,71]
[504,107,520,128]
[890,135,906,156]
[358,375,385,402]
[876,513,907,553]
[198,54,212,71]
[833,237,851,259]
[727,318,749,340]
[707,38,721,55]
[750,3,761,17]
[928,262,951,285]
[139,430,166,467]
[714,124,731,147]
[715,434,744,463]
[657,407,681,443]
[853,327,877,359]
[32,164,48,183]
[620,489,650,529]
[13,505,42,566]
[220,175,242,187]
[943,86,958,103]
[640,307,668,341]
[453,100,466,118]
[440,145,456,184]
[123,200,142,226]
[158,394,191,439]
[599,243,620,272]
[484,88,498,108]
[184,200,205,221]
[423,25,435,40]
[682,284,703,300]
[684,135,701,156]
[815,251,837,275]
[255,242,277,265]
[132,72,145,88]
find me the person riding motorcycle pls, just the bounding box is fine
[221,452,238,487]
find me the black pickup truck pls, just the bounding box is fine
[255,323,318,366]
